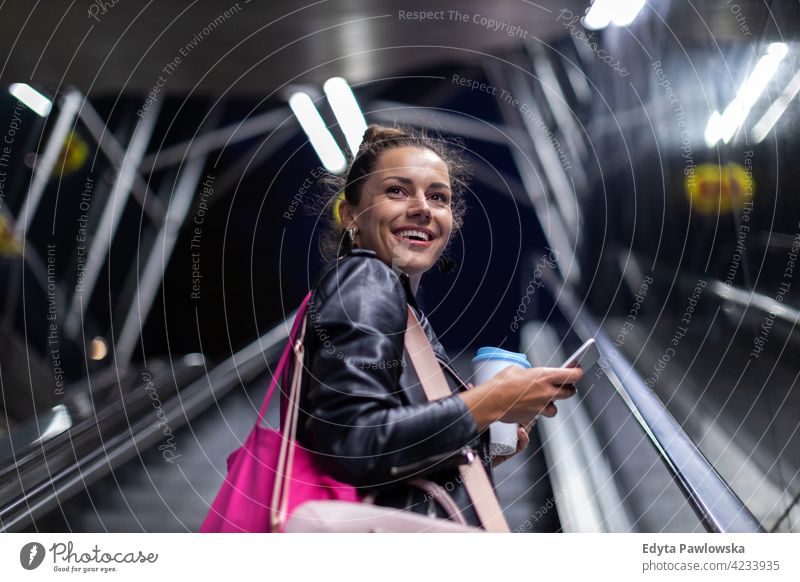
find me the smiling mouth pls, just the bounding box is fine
[392,229,436,247]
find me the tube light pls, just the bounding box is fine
[583,0,613,30]
[323,77,367,156]
[289,91,347,174]
[9,83,52,117]
[704,43,788,147]
[704,111,723,147]
[583,0,646,30]
[751,68,800,143]
[610,0,646,26]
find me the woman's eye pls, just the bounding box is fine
[387,186,404,196]
[431,193,450,203]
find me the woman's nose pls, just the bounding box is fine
[407,193,432,219]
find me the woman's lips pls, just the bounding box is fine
[392,232,434,247]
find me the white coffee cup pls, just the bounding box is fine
[471,347,532,456]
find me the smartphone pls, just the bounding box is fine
[560,338,598,371]
[524,339,600,431]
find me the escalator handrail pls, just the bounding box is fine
[545,274,764,533]
[0,308,299,532]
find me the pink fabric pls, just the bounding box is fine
[200,291,360,533]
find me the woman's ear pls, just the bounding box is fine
[338,198,357,230]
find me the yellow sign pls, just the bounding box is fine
[53,130,89,177]
[0,214,21,256]
[685,163,753,215]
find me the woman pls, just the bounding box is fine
[297,124,581,528]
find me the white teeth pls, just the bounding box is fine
[396,229,431,241]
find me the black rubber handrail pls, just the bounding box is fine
[0,309,296,532]
[544,274,764,533]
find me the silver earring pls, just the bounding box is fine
[347,227,359,248]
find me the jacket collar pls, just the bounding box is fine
[344,248,449,363]
[346,248,421,311]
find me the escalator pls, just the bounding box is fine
[2,0,799,536]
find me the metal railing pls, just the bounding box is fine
[543,272,764,532]
[0,308,297,532]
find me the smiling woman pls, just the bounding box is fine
[315,125,470,278]
[338,146,455,292]
[292,124,580,530]
[288,125,582,531]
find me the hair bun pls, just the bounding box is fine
[361,124,409,147]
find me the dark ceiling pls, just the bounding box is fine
[0,0,770,98]
[0,0,590,96]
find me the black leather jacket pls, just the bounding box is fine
[296,248,494,527]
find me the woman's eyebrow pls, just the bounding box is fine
[383,175,451,190]
[383,175,413,184]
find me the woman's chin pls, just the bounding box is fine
[375,240,442,274]
[392,256,437,276]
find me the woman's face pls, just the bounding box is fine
[340,146,454,278]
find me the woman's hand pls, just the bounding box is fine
[464,381,535,467]
[492,423,531,467]
[459,366,582,432]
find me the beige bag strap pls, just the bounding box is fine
[404,306,510,533]
[270,312,308,531]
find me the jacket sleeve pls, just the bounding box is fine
[302,256,479,487]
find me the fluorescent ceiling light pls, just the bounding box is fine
[610,0,646,26]
[324,77,367,156]
[583,0,646,30]
[9,83,52,117]
[718,99,745,144]
[736,44,787,108]
[583,0,612,30]
[704,43,788,147]
[751,68,800,143]
[704,111,723,147]
[289,91,347,174]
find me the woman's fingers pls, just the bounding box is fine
[534,367,582,402]
[551,384,578,400]
[515,426,529,453]
[540,366,584,385]
[540,402,558,417]
[488,365,582,425]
